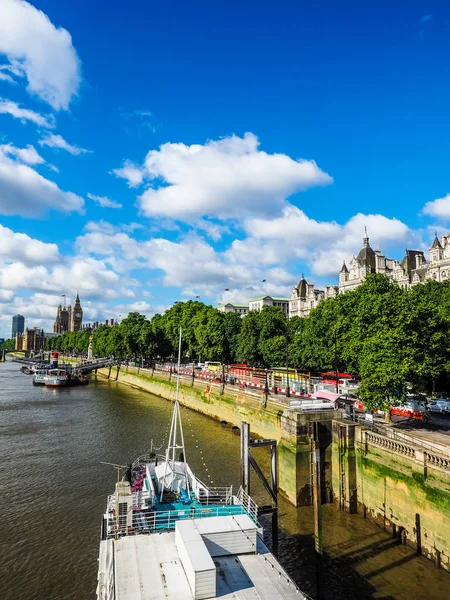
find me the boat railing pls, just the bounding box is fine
[105,502,254,539]
[196,485,233,504]
[131,453,165,469]
[236,486,259,524]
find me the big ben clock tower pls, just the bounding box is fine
[71,293,83,332]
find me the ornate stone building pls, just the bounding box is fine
[15,327,45,352]
[53,294,83,333]
[289,276,338,318]
[219,232,450,320]
[338,230,427,292]
[289,231,449,318]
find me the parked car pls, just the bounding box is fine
[427,399,450,414]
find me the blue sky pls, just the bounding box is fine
[1,0,450,337]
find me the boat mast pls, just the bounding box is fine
[160,327,189,499]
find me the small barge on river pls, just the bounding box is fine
[96,329,304,600]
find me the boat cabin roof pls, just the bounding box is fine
[103,516,304,599]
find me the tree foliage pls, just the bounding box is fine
[47,275,450,407]
[0,338,15,351]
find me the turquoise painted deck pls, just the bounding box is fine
[124,490,259,535]
[149,491,253,531]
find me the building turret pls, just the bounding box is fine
[339,261,349,284]
[356,228,376,273]
[430,233,443,263]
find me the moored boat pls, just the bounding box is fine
[32,369,49,385]
[42,368,69,387]
[96,329,303,599]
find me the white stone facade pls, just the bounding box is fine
[248,296,290,316]
[216,303,249,315]
[289,232,448,318]
[218,233,450,320]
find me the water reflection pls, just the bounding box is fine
[0,361,448,599]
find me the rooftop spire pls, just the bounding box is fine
[431,233,443,250]
[363,226,369,247]
[340,260,349,273]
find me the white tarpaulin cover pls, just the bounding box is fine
[154,461,186,491]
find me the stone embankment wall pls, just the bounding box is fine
[332,421,450,571]
[96,365,338,506]
[95,365,450,571]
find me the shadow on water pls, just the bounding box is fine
[261,516,386,599]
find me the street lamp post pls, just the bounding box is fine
[285,323,291,398]
[334,327,339,394]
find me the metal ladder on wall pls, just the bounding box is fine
[339,425,346,511]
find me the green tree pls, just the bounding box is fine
[0,338,15,351]
[222,312,243,363]
[151,314,172,360]
[402,280,450,392]
[120,312,148,362]
[236,310,263,366]
[193,307,226,361]
[258,306,288,367]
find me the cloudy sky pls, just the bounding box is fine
[0,0,449,338]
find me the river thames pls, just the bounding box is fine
[1,360,449,599]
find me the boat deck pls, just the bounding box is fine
[101,527,305,599]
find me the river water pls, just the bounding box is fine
[0,360,449,600]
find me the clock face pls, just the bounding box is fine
[75,312,81,318]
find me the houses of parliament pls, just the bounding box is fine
[53,293,83,333]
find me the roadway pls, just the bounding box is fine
[389,412,450,448]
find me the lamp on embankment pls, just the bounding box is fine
[285,321,290,398]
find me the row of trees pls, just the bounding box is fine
[0,338,15,351]
[12,274,450,408]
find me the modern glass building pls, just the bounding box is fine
[12,314,25,339]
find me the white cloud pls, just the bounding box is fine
[87,193,122,209]
[0,143,45,165]
[195,219,231,241]
[136,132,332,221]
[39,133,91,155]
[0,66,15,83]
[0,257,131,299]
[0,0,81,110]
[422,193,450,220]
[111,160,144,187]
[75,225,295,299]
[233,205,412,276]
[0,98,54,128]
[0,145,84,216]
[0,289,15,303]
[0,224,59,263]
